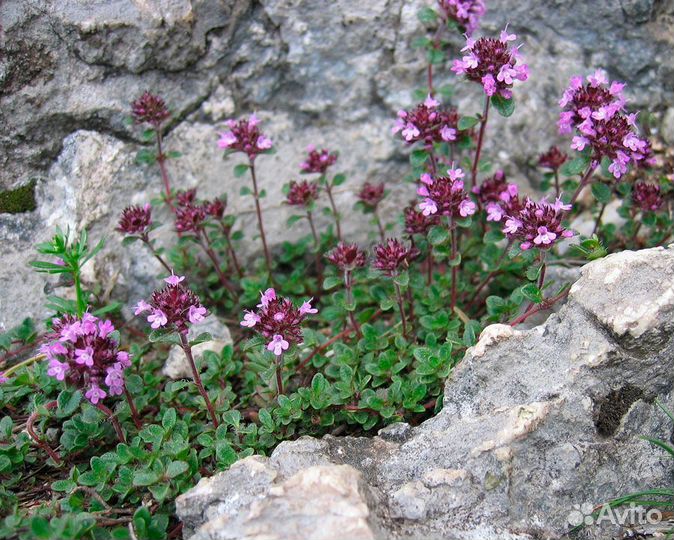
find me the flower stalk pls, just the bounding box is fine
[179,332,219,428]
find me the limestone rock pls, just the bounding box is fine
[163,315,232,379]
[177,247,674,540]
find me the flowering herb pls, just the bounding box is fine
[219,115,275,282]
[240,288,317,395]
[300,145,343,240]
[393,95,458,146]
[437,0,486,36]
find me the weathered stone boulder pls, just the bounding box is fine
[176,246,674,540]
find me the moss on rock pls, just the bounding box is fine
[0,180,37,214]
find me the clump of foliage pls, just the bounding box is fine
[1,2,672,538]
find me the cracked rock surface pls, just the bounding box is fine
[2,0,674,330]
[176,247,674,540]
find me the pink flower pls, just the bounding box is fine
[503,217,522,234]
[105,366,125,396]
[98,320,115,339]
[551,197,572,212]
[0,372,8,384]
[258,288,276,308]
[256,135,273,150]
[47,359,69,381]
[587,69,608,87]
[499,25,517,43]
[217,131,238,149]
[440,125,457,142]
[482,74,497,96]
[420,173,434,185]
[164,273,185,286]
[116,351,132,368]
[148,309,168,329]
[424,94,440,108]
[85,384,107,405]
[241,310,260,328]
[534,226,557,245]
[134,300,151,316]
[447,165,465,181]
[267,334,290,356]
[459,199,477,217]
[571,136,589,151]
[419,198,438,216]
[486,202,504,222]
[299,299,318,315]
[188,305,207,324]
[401,123,421,141]
[74,346,94,367]
[60,321,81,342]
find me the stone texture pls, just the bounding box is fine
[163,315,232,379]
[2,0,674,331]
[176,246,674,540]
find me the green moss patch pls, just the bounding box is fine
[0,180,37,214]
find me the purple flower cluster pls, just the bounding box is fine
[417,165,477,218]
[392,95,458,145]
[452,27,529,98]
[217,114,273,160]
[326,242,367,271]
[404,204,440,235]
[558,70,649,179]
[300,145,338,175]
[503,197,574,250]
[538,146,568,171]
[41,314,130,404]
[632,182,663,212]
[172,188,227,234]
[286,180,319,208]
[116,204,153,237]
[472,170,520,222]
[358,182,386,209]
[135,274,207,334]
[131,91,170,127]
[373,239,420,277]
[240,288,317,356]
[437,0,486,36]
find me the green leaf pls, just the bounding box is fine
[591,183,612,204]
[51,479,77,492]
[491,95,515,117]
[190,332,213,346]
[162,408,177,431]
[332,174,346,186]
[57,389,82,416]
[234,164,250,177]
[458,116,479,130]
[148,329,181,345]
[560,155,591,177]
[428,226,449,246]
[133,471,160,487]
[322,276,342,290]
[417,6,438,24]
[166,460,189,479]
[410,149,429,168]
[521,283,543,303]
[240,186,252,196]
[287,214,304,227]
[30,517,51,539]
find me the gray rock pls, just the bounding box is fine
[3,0,674,329]
[163,315,232,379]
[177,247,674,540]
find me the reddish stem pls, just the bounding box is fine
[124,387,143,430]
[569,161,598,206]
[394,281,408,337]
[450,220,458,311]
[275,355,284,396]
[470,96,490,190]
[307,211,323,279]
[94,402,126,443]
[219,222,244,278]
[344,269,362,338]
[155,128,174,210]
[509,288,569,326]
[26,401,61,464]
[249,159,276,284]
[374,209,386,242]
[179,332,219,428]
[198,231,237,294]
[323,177,342,241]
[140,235,173,275]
